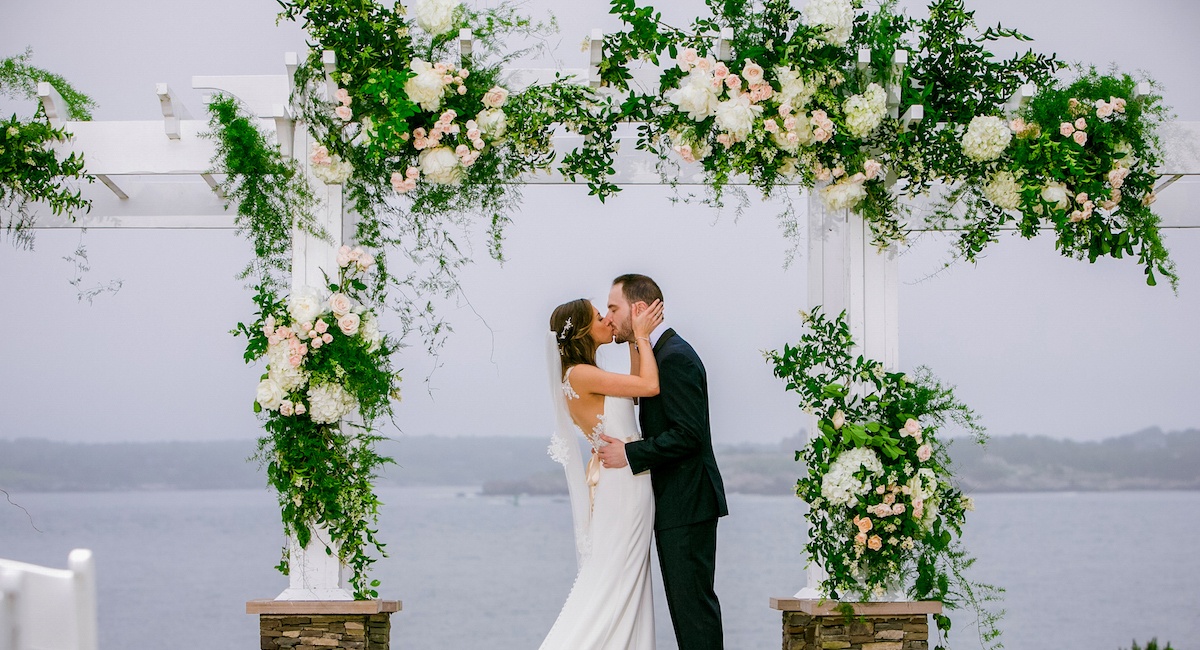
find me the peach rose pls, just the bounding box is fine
[917,444,932,462]
[1060,122,1075,137]
[867,535,883,551]
[1074,117,1088,130]
[328,293,354,316]
[863,159,882,180]
[855,532,868,546]
[855,516,873,533]
[335,105,353,121]
[1073,131,1088,146]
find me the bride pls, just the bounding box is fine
[540,297,664,650]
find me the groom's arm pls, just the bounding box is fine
[625,352,707,475]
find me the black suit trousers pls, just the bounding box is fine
[655,519,724,650]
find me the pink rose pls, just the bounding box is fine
[713,62,729,79]
[1009,117,1026,133]
[1096,102,1113,119]
[813,128,829,142]
[786,131,799,143]
[815,167,832,182]
[855,532,868,546]
[406,167,420,180]
[716,133,732,147]
[315,320,329,334]
[322,333,333,344]
[334,88,350,106]
[1073,131,1088,146]
[783,116,797,130]
[482,86,509,108]
[864,159,882,180]
[356,253,375,270]
[676,144,696,164]
[279,401,295,416]
[1075,192,1089,204]
[456,85,467,95]
[1060,122,1075,137]
[682,48,699,66]
[289,355,303,367]
[1108,167,1129,188]
[455,144,470,156]
[778,102,793,117]
[1074,117,1088,130]
[724,74,741,90]
[294,403,306,415]
[335,105,352,121]
[336,245,353,268]
[742,60,765,85]
[1069,210,1086,222]
[328,293,354,316]
[696,58,712,72]
[832,167,845,178]
[763,119,779,133]
[310,338,323,349]
[917,444,932,462]
[338,312,361,336]
[390,172,406,193]
[883,492,895,505]
[1113,97,1126,112]
[867,535,883,551]
[1068,98,1080,110]
[892,503,906,515]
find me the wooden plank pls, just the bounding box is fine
[246,599,401,615]
[769,597,942,615]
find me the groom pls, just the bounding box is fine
[598,273,727,650]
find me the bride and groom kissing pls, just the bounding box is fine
[541,274,728,650]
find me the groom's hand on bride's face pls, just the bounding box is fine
[597,434,628,469]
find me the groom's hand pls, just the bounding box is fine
[597,434,628,469]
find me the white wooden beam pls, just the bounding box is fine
[887,50,908,118]
[857,48,871,72]
[200,173,226,200]
[37,82,68,128]
[900,104,924,132]
[273,104,295,159]
[1004,83,1036,116]
[192,74,289,118]
[322,50,338,100]
[588,28,604,88]
[284,51,299,100]
[459,28,474,61]
[155,83,191,140]
[95,175,129,200]
[715,28,733,62]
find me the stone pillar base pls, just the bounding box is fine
[247,599,401,650]
[769,598,941,650]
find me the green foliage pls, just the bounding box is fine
[766,308,1002,648]
[0,49,94,249]
[204,94,323,288]
[1123,640,1175,650]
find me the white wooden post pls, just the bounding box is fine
[274,126,356,602]
[797,189,900,598]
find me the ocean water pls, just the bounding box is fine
[1,488,1197,650]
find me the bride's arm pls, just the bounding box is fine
[572,300,662,398]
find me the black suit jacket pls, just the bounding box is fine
[625,328,728,530]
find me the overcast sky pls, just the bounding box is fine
[1,0,1196,445]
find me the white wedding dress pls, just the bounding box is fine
[540,354,655,650]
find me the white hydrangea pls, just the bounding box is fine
[307,382,359,424]
[820,446,884,507]
[311,154,353,185]
[414,0,458,36]
[803,0,854,47]
[983,170,1022,210]
[820,177,868,211]
[774,66,816,108]
[714,93,762,141]
[266,341,308,392]
[418,146,463,185]
[669,71,721,121]
[403,59,447,112]
[961,115,1013,162]
[843,84,887,139]
[361,314,383,352]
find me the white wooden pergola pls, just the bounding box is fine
[25,37,1200,599]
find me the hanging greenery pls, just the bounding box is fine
[0,49,94,249]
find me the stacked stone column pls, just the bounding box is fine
[248,600,400,650]
[770,598,939,650]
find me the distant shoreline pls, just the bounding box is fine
[2,427,1197,494]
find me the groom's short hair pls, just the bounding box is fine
[613,274,663,306]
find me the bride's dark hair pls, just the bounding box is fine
[550,299,597,376]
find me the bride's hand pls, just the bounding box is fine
[631,299,664,340]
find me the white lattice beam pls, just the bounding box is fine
[155,83,191,140]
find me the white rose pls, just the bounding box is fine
[327,292,354,316]
[1041,181,1070,210]
[482,86,509,108]
[414,0,458,36]
[802,0,854,47]
[669,72,721,122]
[774,66,816,109]
[256,378,284,411]
[404,59,447,112]
[288,287,323,324]
[714,93,761,141]
[820,177,867,211]
[338,312,362,336]
[962,115,1013,162]
[419,146,464,185]
[361,315,383,352]
[831,410,846,429]
[475,108,507,139]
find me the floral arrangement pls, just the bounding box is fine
[235,246,402,599]
[932,68,1176,288]
[766,307,1002,647]
[0,49,94,249]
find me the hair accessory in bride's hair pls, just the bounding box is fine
[558,317,573,340]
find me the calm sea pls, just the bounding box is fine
[0,488,1196,650]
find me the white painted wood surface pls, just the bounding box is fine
[0,550,97,650]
